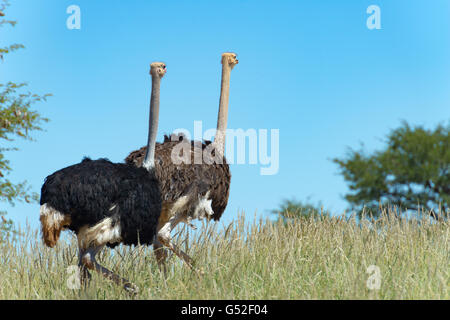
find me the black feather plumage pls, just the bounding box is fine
[40,157,161,246]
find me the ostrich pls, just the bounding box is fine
[125,52,238,271]
[39,62,166,292]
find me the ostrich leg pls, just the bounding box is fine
[78,248,92,287]
[157,211,195,270]
[79,246,138,293]
[153,237,168,273]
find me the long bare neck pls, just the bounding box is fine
[142,75,160,170]
[214,63,232,155]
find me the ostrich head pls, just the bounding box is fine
[221,52,238,70]
[150,62,167,78]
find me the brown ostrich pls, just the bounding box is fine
[125,52,238,271]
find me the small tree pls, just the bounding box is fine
[272,198,330,222]
[333,122,449,219]
[1,1,50,238]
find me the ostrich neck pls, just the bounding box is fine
[214,63,232,155]
[143,75,160,170]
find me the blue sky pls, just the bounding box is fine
[1,0,450,230]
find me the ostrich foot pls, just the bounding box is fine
[124,282,139,295]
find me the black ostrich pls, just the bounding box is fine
[125,53,238,272]
[39,62,166,292]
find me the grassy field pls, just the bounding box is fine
[0,210,448,300]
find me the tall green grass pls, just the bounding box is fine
[0,209,448,299]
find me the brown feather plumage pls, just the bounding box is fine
[125,133,231,222]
